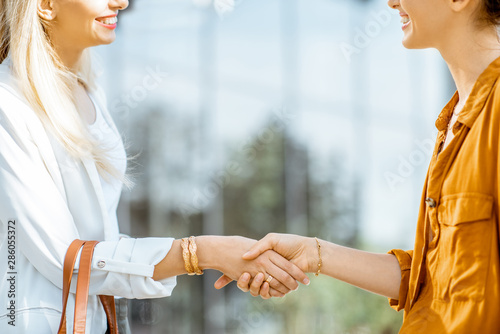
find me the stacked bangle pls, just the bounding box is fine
[189,236,204,275]
[315,237,322,277]
[181,238,195,275]
[181,236,204,276]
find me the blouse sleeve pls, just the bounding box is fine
[81,237,177,298]
[0,92,176,300]
[387,249,413,311]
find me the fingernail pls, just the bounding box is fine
[243,251,251,257]
[303,278,310,285]
[293,286,299,291]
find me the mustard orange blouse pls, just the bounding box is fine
[389,56,500,333]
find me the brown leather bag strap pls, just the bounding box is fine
[73,240,99,333]
[58,239,86,334]
[99,295,118,334]
[58,239,119,334]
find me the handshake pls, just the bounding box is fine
[177,234,319,299]
[154,233,400,301]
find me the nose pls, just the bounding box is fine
[387,0,399,9]
[110,0,129,11]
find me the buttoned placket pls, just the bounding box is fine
[408,121,469,309]
[408,67,500,308]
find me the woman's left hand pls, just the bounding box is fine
[200,236,307,298]
[214,233,314,298]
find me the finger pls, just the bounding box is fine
[269,251,310,286]
[259,282,271,300]
[242,234,276,260]
[264,259,298,293]
[214,275,233,290]
[249,273,265,297]
[236,273,252,292]
[255,266,291,295]
[264,271,291,295]
[269,288,285,298]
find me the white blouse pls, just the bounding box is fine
[87,92,127,241]
[0,58,177,334]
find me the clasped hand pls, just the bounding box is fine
[214,234,312,299]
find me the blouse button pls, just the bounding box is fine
[425,197,437,208]
[97,260,106,268]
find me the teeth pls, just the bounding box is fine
[401,16,410,24]
[97,17,117,25]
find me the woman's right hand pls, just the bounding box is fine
[242,233,317,272]
[198,235,309,297]
[235,233,317,297]
[238,233,403,300]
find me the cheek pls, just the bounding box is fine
[400,0,420,23]
[402,0,447,31]
[56,16,91,42]
[54,9,104,46]
[55,1,101,34]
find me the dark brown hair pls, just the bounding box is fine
[481,0,500,26]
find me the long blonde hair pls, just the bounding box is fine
[0,0,133,188]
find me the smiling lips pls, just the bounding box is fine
[400,14,411,30]
[95,15,118,29]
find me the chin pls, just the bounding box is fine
[402,36,429,50]
[402,39,417,49]
[101,39,116,45]
[97,36,117,46]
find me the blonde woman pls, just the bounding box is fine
[221,0,500,331]
[0,0,309,333]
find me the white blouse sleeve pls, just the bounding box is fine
[0,90,176,300]
[80,237,177,299]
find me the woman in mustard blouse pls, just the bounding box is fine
[217,0,500,331]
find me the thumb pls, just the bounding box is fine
[242,235,275,260]
[214,275,233,289]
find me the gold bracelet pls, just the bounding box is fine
[181,238,195,275]
[188,236,204,275]
[314,237,322,277]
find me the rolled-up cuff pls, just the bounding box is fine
[387,249,413,312]
[89,237,177,299]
